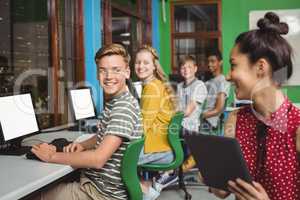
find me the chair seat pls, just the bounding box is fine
[140,161,176,171]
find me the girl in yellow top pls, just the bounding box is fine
[135,45,176,200]
[135,45,176,164]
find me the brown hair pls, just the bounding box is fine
[95,43,130,65]
[180,55,197,67]
[137,45,177,107]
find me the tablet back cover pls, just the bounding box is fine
[185,133,252,190]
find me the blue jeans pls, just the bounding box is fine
[138,146,174,165]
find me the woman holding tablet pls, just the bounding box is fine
[212,12,300,200]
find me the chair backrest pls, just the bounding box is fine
[199,99,207,121]
[199,97,227,136]
[217,98,228,136]
[167,111,185,169]
[121,137,144,200]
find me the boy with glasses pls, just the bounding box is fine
[32,44,143,200]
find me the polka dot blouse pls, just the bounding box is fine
[236,97,300,200]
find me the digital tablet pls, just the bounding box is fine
[184,133,252,191]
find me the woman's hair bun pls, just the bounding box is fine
[257,12,289,35]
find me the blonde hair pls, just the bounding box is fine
[95,43,130,65]
[137,45,177,108]
[137,45,166,82]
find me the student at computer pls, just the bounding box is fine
[200,49,230,134]
[31,43,143,200]
[134,45,176,199]
[211,12,300,200]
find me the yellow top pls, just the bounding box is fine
[141,79,175,153]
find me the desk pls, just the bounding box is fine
[0,156,73,200]
[0,131,86,200]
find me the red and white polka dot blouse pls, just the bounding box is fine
[236,97,300,200]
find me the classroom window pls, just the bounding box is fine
[171,0,222,76]
[0,0,84,129]
[103,0,152,78]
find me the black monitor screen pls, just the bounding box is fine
[0,93,39,141]
[69,88,96,120]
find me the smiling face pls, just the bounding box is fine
[134,51,156,82]
[98,55,130,98]
[207,55,222,76]
[227,45,259,100]
[180,60,197,81]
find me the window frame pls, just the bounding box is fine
[102,0,152,47]
[49,0,85,126]
[170,0,222,74]
[0,0,85,128]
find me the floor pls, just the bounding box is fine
[157,171,235,200]
[159,185,235,200]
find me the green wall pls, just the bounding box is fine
[159,0,172,75]
[222,0,300,103]
[160,0,300,103]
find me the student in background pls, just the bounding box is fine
[153,55,208,190]
[31,44,143,200]
[181,50,230,172]
[212,12,300,200]
[135,45,176,200]
[201,49,230,134]
[177,55,207,132]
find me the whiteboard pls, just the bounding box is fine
[249,9,300,85]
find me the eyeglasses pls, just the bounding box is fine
[98,67,124,76]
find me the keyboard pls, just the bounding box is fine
[67,125,80,131]
[0,146,31,156]
[0,138,72,160]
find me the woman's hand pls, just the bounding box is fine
[63,143,85,153]
[228,178,270,200]
[31,143,56,162]
[209,187,230,199]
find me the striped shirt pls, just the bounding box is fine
[83,91,143,200]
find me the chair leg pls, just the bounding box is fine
[178,167,192,200]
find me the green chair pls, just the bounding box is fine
[140,112,192,199]
[140,112,184,171]
[121,137,144,200]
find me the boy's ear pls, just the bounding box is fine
[125,66,130,79]
[193,64,198,71]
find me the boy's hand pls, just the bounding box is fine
[63,143,84,153]
[31,143,56,162]
[228,178,270,200]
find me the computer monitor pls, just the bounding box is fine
[69,87,96,121]
[0,93,39,142]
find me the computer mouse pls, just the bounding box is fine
[50,138,72,152]
[25,150,40,161]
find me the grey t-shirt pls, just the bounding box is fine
[177,79,207,131]
[204,74,230,127]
